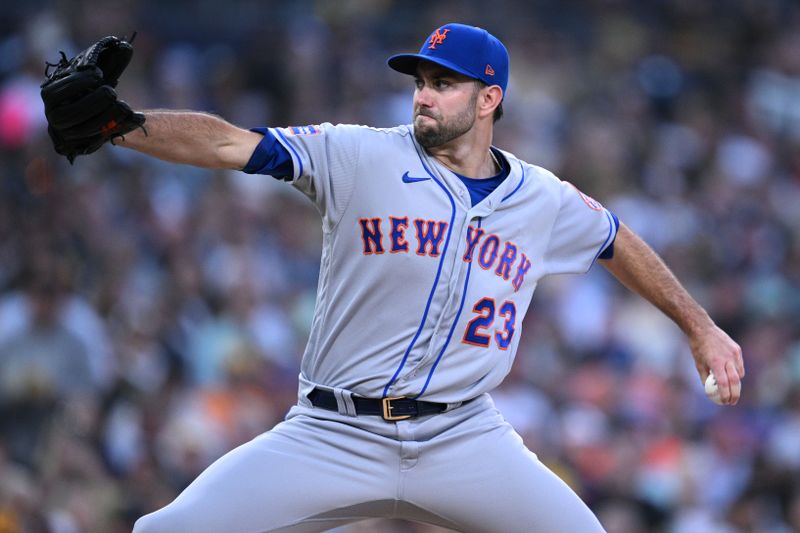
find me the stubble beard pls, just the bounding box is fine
[413,94,478,149]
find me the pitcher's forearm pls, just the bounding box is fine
[114,110,262,169]
[600,223,744,403]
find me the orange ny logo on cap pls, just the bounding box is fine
[428,28,450,49]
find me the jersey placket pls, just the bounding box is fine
[388,173,465,392]
[402,210,470,386]
[399,169,503,396]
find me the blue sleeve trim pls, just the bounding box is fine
[598,211,620,260]
[275,128,303,181]
[241,127,294,179]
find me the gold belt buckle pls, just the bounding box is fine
[382,397,412,421]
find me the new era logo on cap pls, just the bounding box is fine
[387,23,510,98]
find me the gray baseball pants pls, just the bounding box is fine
[132,393,605,532]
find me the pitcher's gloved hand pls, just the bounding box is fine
[40,34,146,163]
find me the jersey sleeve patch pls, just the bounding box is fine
[567,182,604,211]
[288,125,323,136]
[578,190,604,211]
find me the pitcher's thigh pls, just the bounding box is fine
[134,415,398,533]
[406,422,606,533]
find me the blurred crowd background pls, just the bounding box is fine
[1,0,800,532]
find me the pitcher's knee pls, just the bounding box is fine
[132,513,155,533]
[132,509,180,533]
[134,503,211,533]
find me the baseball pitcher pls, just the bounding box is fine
[41,23,744,533]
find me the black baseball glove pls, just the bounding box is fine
[41,35,146,163]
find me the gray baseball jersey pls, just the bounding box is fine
[272,123,616,404]
[134,123,615,532]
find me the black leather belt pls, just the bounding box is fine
[307,388,466,422]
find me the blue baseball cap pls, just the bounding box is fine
[388,23,509,98]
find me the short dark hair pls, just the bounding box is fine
[493,102,503,123]
[475,81,503,123]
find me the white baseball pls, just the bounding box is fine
[704,371,740,405]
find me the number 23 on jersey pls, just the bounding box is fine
[462,297,516,350]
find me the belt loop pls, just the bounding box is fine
[333,387,357,417]
[444,401,463,412]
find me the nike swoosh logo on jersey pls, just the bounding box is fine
[402,171,431,183]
